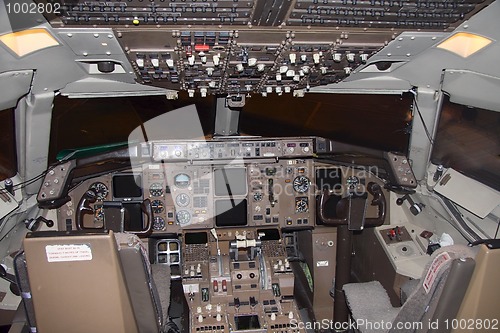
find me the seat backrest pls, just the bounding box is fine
[389,244,476,333]
[15,230,167,333]
[454,243,500,329]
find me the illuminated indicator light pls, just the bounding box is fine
[436,32,492,58]
[0,28,59,57]
[132,18,140,25]
[194,44,210,52]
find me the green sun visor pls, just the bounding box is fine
[56,142,130,161]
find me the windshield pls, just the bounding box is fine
[49,92,413,163]
[0,108,17,181]
[49,93,216,163]
[431,96,500,191]
[240,93,413,153]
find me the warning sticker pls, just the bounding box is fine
[316,260,329,267]
[423,251,451,293]
[45,244,93,263]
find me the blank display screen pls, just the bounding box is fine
[215,199,247,227]
[315,168,342,191]
[185,232,208,245]
[113,174,142,199]
[235,314,261,330]
[214,168,247,196]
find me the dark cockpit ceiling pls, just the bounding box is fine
[36,0,492,95]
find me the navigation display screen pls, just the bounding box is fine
[214,168,247,196]
[215,199,247,227]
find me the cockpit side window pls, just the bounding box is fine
[431,96,500,191]
[48,93,216,163]
[240,93,413,154]
[0,108,18,181]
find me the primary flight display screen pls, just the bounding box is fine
[214,168,247,196]
[112,174,143,199]
[215,199,248,227]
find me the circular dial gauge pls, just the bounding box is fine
[253,192,263,201]
[346,176,360,190]
[176,210,191,225]
[149,183,164,197]
[153,216,165,231]
[174,173,190,188]
[151,200,165,214]
[293,176,310,193]
[89,182,108,200]
[295,197,309,213]
[175,193,190,207]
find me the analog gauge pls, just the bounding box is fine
[153,216,165,231]
[176,210,191,225]
[253,192,263,202]
[346,176,360,190]
[174,173,190,188]
[175,193,190,207]
[295,197,309,213]
[89,182,108,200]
[149,183,164,197]
[151,200,165,214]
[293,176,310,193]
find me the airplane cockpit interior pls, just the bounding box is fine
[0,0,499,332]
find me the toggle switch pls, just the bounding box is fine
[313,53,320,64]
[213,280,219,292]
[248,57,257,67]
[213,54,220,66]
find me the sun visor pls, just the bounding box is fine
[434,168,500,218]
[60,77,177,99]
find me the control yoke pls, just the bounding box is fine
[318,181,386,325]
[76,189,152,236]
[318,182,386,230]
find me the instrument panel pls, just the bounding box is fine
[51,136,403,235]
[140,158,315,233]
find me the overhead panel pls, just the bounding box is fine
[288,0,486,30]
[117,28,389,95]
[35,0,492,96]
[43,0,490,29]
[47,0,255,26]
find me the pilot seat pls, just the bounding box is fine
[13,230,172,333]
